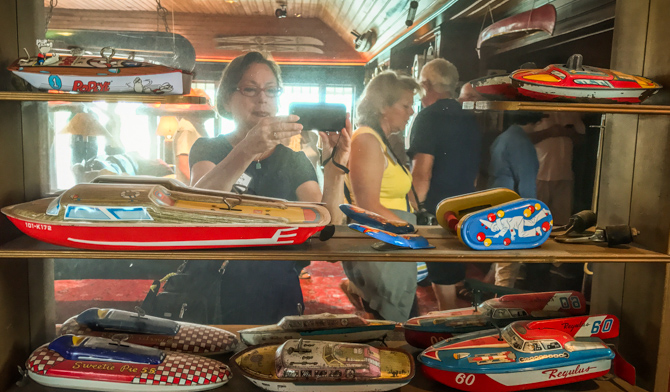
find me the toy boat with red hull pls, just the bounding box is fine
[404,291,587,348]
[1,177,330,251]
[231,339,414,392]
[27,335,231,391]
[418,315,627,392]
[9,52,192,95]
[510,54,662,103]
[60,308,238,355]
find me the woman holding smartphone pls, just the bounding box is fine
[188,52,352,323]
[343,71,421,322]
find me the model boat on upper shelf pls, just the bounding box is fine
[404,291,587,349]
[418,315,632,392]
[510,54,663,103]
[59,307,238,355]
[231,339,414,392]
[239,313,397,346]
[1,176,330,251]
[9,40,192,95]
[26,334,231,391]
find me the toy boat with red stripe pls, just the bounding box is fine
[9,44,191,94]
[231,339,414,392]
[60,308,238,355]
[418,315,633,392]
[404,291,587,349]
[27,335,231,391]
[510,54,662,103]
[2,176,330,251]
[239,313,397,346]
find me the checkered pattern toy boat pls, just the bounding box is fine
[59,308,238,355]
[418,314,634,392]
[231,339,414,392]
[2,176,330,250]
[26,335,231,391]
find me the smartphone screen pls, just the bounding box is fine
[289,102,346,133]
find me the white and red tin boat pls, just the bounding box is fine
[418,315,631,392]
[239,313,397,346]
[510,54,662,103]
[404,291,587,349]
[60,308,238,355]
[8,46,192,95]
[27,334,231,391]
[1,176,330,251]
[231,339,414,392]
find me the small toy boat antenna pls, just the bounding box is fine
[134,306,146,318]
[491,320,504,341]
[297,338,304,353]
[110,334,130,347]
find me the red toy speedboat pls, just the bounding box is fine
[418,315,633,392]
[2,176,330,251]
[510,54,662,103]
[27,335,231,391]
[60,308,238,355]
[404,291,587,349]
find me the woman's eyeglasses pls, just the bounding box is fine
[236,86,283,98]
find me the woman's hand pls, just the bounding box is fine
[320,113,352,170]
[239,115,303,156]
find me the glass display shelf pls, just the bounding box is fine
[462,100,670,115]
[1,226,668,263]
[0,91,206,104]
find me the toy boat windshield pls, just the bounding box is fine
[2,177,330,250]
[419,315,626,392]
[27,335,231,391]
[239,313,397,346]
[404,291,586,348]
[60,308,239,355]
[510,54,662,103]
[231,339,414,392]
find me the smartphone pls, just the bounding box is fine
[289,102,346,133]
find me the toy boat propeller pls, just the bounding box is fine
[60,307,238,355]
[26,335,231,391]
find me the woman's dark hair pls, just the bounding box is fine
[215,52,283,119]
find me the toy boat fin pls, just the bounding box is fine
[525,314,619,340]
[611,347,636,386]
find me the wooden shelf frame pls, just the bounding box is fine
[462,100,670,115]
[0,91,206,104]
[1,227,669,263]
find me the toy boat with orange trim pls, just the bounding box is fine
[26,335,231,391]
[2,176,330,251]
[60,308,238,355]
[231,339,414,392]
[510,54,662,103]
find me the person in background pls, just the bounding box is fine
[342,70,421,322]
[188,51,352,323]
[408,58,482,310]
[173,117,205,185]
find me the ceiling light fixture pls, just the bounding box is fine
[406,1,419,27]
[275,4,287,18]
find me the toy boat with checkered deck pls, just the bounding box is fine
[26,335,231,391]
[231,339,414,392]
[2,176,330,250]
[60,308,238,355]
[239,313,397,346]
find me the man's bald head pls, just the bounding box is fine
[458,82,484,103]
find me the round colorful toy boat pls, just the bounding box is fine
[231,339,414,392]
[8,40,191,94]
[418,315,623,392]
[60,308,238,355]
[510,54,662,103]
[404,291,587,349]
[1,176,330,250]
[26,334,231,391]
[239,313,397,346]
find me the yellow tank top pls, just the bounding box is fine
[345,127,413,212]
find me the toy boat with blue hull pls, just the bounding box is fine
[404,291,586,349]
[458,199,552,250]
[60,308,238,355]
[231,339,414,392]
[27,335,231,391]
[340,204,415,234]
[239,313,397,346]
[419,315,622,392]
